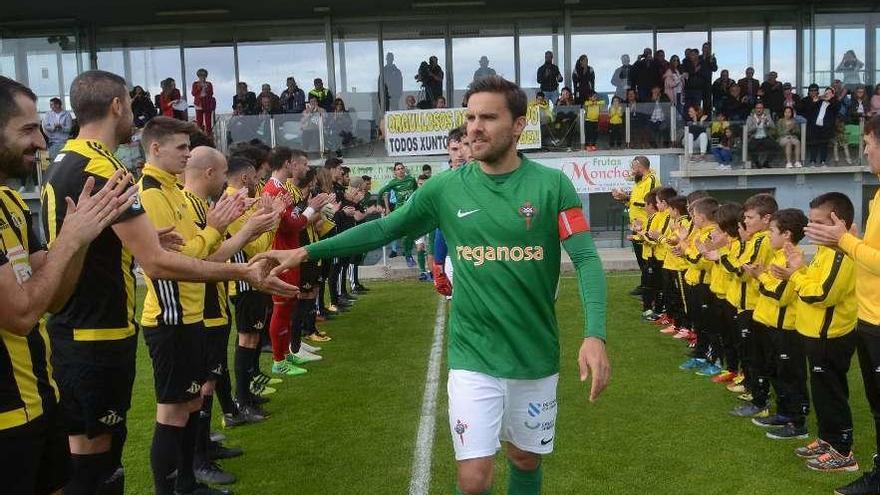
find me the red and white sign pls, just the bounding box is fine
[543,155,661,194]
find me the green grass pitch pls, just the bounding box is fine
[119,274,875,494]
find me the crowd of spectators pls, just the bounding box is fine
[531,44,870,168]
[94,45,874,168]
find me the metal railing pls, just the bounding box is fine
[681,116,868,172]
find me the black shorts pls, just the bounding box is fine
[50,330,137,438]
[0,407,70,495]
[300,261,320,291]
[143,323,206,404]
[204,324,231,379]
[233,291,271,334]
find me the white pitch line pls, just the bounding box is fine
[408,297,447,495]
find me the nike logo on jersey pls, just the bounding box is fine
[457,209,480,218]
[540,437,554,446]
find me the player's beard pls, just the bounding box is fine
[0,139,36,180]
[472,130,515,164]
[116,116,134,146]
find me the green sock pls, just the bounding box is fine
[507,460,542,495]
[456,487,492,495]
[417,251,427,272]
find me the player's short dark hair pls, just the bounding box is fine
[341,166,351,175]
[70,70,129,126]
[809,192,855,228]
[656,186,677,203]
[361,175,371,182]
[691,197,720,219]
[269,146,294,171]
[422,164,432,171]
[645,190,658,209]
[189,129,215,149]
[141,116,196,148]
[865,114,880,141]
[464,75,527,119]
[230,143,270,167]
[227,155,256,176]
[686,190,710,204]
[633,155,651,169]
[324,157,343,169]
[771,208,809,244]
[448,126,465,143]
[49,97,62,105]
[0,76,36,126]
[667,195,688,216]
[715,202,744,237]
[743,193,778,217]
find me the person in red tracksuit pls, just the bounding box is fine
[261,146,331,376]
[191,68,215,134]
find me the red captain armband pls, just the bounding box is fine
[558,208,590,240]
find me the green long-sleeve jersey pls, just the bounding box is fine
[307,158,606,379]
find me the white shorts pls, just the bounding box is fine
[447,369,559,461]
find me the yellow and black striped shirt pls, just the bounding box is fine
[226,186,274,297]
[183,190,230,328]
[0,187,59,430]
[139,164,222,327]
[41,139,144,342]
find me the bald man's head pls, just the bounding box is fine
[185,146,228,199]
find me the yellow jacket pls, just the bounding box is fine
[683,223,717,286]
[628,172,660,227]
[839,187,880,325]
[139,164,223,327]
[584,99,605,122]
[792,246,857,339]
[662,216,692,272]
[754,248,799,330]
[641,210,671,261]
[720,230,773,311]
[609,105,624,125]
[709,238,742,299]
[227,186,275,298]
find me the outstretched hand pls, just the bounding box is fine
[578,337,610,403]
[249,247,309,278]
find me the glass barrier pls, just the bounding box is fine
[680,114,867,171]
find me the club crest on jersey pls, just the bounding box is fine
[518,201,537,230]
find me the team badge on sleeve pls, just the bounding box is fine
[558,208,590,240]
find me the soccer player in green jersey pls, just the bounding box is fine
[253,76,609,495]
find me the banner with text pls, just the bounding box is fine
[541,155,661,194]
[383,106,542,156]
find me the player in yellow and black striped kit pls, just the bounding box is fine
[42,71,295,495]
[182,146,281,485]
[0,76,137,495]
